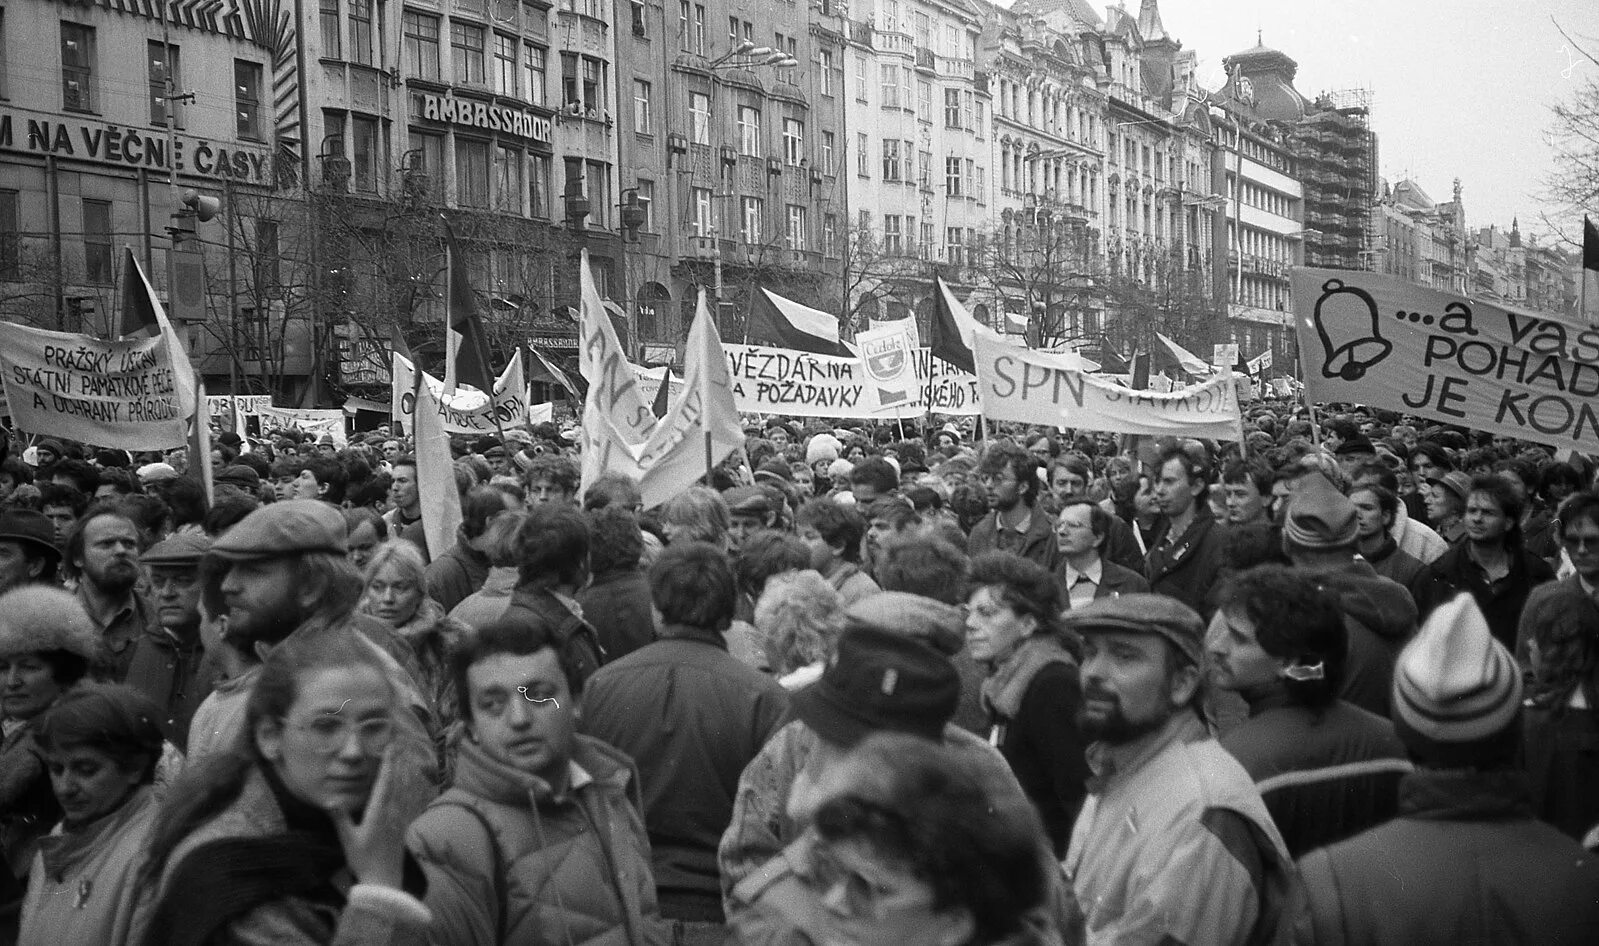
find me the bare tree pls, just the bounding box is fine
[968,213,1102,350]
[835,221,930,335]
[1542,20,1599,243]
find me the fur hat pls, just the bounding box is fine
[0,586,99,662]
[806,433,842,465]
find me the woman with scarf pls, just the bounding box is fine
[963,551,1090,858]
[0,587,100,937]
[358,540,463,741]
[18,685,166,946]
[135,631,432,946]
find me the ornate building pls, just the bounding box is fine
[1373,177,1469,293]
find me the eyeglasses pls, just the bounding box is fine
[290,715,396,755]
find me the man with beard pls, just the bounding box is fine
[1062,594,1293,946]
[63,505,154,682]
[968,442,1059,571]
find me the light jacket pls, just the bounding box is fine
[1065,712,1294,946]
[19,786,158,946]
[1389,505,1448,565]
[407,735,669,946]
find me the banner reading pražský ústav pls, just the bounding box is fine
[725,344,981,417]
[1290,268,1599,452]
[0,324,187,449]
[973,336,1244,439]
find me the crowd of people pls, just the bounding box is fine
[0,402,1596,946]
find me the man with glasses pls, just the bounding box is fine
[969,443,1059,571]
[125,532,214,745]
[1517,491,1599,667]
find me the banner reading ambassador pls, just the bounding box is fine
[1290,268,1599,453]
[973,335,1243,439]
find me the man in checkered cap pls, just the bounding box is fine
[1289,593,1599,944]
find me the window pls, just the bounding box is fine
[787,204,807,250]
[737,105,761,156]
[523,43,546,105]
[914,11,930,47]
[456,139,490,207]
[822,214,837,257]
[678,1,690,51]
[692,187,714,235]
[854,56,867,101]
[495,34,518,95]
[882,139,902,181]
[856,132,868,176]
[319,0,340,58]
[944,88,960,128]
[946,227,964,267]
[975,165,985,202]
[0,190,19,281]
[629,0,645,37]
[148,42,181,127]
[61,23,95,112]
[917,80,931,121]
[235,60,263,140]
[407,130,445,196]
[586,161,611,228]
[451,23,485,85]
[820,131,835,173]
[82,199,112,284]
[920,220,934,254]
[351,115,379,192]
[692,4,705,54]
[819,50,834,96]
[560,52,579,107]
[918,150,931,188]
[254,219,280,295]
[688,91,711,144]
[348,0,374,65]
[740,196,763,243]
[783,119,804,166]
[581,56,602,111]
[945,156,963,197]
[633,80,652,133]
[529,153,551,217]
[405,12,440,80]
[636,179,655,230]
[883,215,903,254]
[494,145,523,212]
[879,64,900,108]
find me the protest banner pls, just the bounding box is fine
[974,335,1243,440]
[529,402,554,424]
[255,406,347,445]
[1290,268,1599,452]
[1212,344,1240,370]
[577,250,658,493]
[632,364,684,407]
[855,322,922,409]
[1248,350,1273,375]
[0,323,187,449]
[391,350,527,435]
[724,344,982,418]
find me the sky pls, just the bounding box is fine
[1094,0,1595,247]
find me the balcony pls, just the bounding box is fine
[875,30,913,57]
[937,55,974,80]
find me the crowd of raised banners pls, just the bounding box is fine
[2,258,1596,466]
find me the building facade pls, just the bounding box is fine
[1373,177,1469,294]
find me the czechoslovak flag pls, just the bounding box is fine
[1584,216,1599,325]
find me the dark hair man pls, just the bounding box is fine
[1061,594,1293,946]
[1210,565,1411,857]
[794,498,878,606]
[63,505,154,682]
[1220,460,1273,527]
[970,443,1058,571]
[382,456,427,559]
[424,485,520,613]
[579,542,789,937]
[846,457,899,505]
[525,454,581,506]
[576,506,656,661]
[125,532,214,744]
[1418,474,1554,650]
[1349,483,1432,602]
[1145,445,1227,615]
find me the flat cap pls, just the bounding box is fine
[1427,470,1472,506]
[215,464,261,489]
[1061,593,1206,668]
[141,532,213,567]
[208,500,348,561]
[846,591,966,657]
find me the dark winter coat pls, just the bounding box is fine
[982,638,1089,857]
[1304,559,1417,717]
[1145,507,1229,617]
[576,567,657,663]
[579,624,790,922]
[424,535,493,614]
[1221,693,1412,858]
[1290,770,1599,945]
[1419,544,1555,651]
[969,505,1061,572]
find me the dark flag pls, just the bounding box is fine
[118,247,161,338]
[1583,216,1598,324]
[746,288,854,356]
[650,369,672,419]
[929,278,976,375]
[443,220,496,393]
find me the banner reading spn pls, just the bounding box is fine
[973,336,1243,439]
[1290,268,1599,452]
[0,323,186,449]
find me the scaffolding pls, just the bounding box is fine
[1291,88,1377,269]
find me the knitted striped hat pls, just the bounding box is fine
[1392,593,1521,745]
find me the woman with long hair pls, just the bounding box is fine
[18,685,166,946]
[358,539,463,740]
[136,632,431,946]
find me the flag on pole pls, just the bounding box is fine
[118,247,198,419]
[577,249,658,496]
[746,288,854,356]
[1154,332,1214,377]
[1583,216,1599,325]
[650,367,673,419]
[527,344,579,397]
[412,375,463,558]
[929,277,1000,374]
[634,289,745,509]
[442,220,495,396]
[188,371,213,508]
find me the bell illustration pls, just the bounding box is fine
[1312,279,1392,381]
